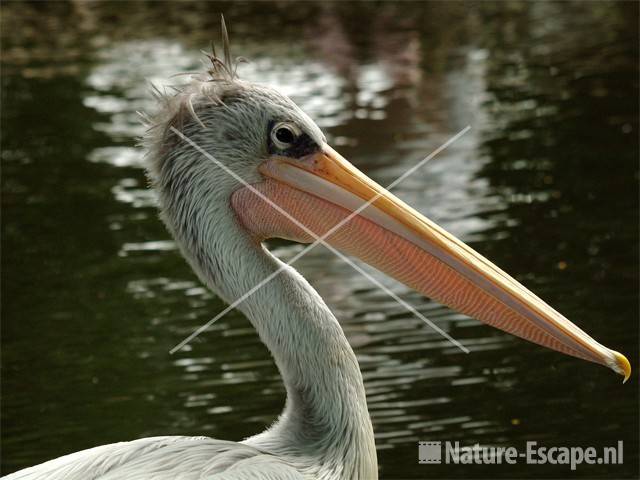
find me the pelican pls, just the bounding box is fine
[6,20,630,480]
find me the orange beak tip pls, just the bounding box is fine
[610,351,631,383]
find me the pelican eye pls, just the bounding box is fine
[271,123,300,150]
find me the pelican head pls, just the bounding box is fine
[143,36,630,383]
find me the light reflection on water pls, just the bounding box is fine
[1,2,638,478]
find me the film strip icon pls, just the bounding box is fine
[419,441,442,464]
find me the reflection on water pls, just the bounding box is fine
[1,2,638,478]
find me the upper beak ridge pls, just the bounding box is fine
[259,143,631,382]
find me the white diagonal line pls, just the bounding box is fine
[170,232,345,354]
[169,126,471,354]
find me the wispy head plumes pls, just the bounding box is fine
[140,15,248,156]
[200,14,248,83]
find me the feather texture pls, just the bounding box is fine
[3,437,304,480]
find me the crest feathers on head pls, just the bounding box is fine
[141,15,248,160]
[201,14,248,83]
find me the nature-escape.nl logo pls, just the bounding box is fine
[418,440,624,471]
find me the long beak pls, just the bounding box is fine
[232,144,630,381]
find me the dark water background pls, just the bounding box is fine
[1,2,638,478]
